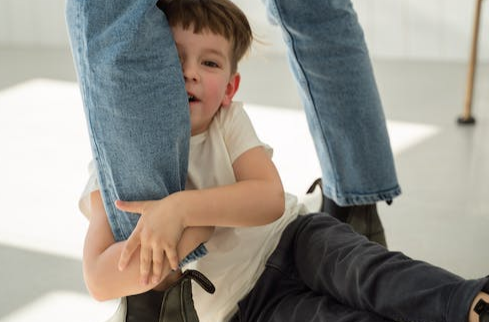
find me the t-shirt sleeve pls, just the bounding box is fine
[78,160,100,219]
[218,102,273,164]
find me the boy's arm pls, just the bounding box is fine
[182,145,285,227]
[117,146,285,277]
[83,190,213,301]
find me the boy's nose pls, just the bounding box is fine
[183,63,199,82]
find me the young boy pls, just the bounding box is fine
[80,0,285,319]
[79,0,489,321]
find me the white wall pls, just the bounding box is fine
[353,0,489,61]
[0,0,69,48]
[0,0,488,61]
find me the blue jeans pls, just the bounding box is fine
[66,0,189,241]
[66,0,400,241]
[231,214,489,321]
[263,0,401,205]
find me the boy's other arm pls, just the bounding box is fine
[116,146,285,274]
[83,190,213,301]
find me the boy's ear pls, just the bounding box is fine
[221,73,241,108]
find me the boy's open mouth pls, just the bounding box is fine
[188,94,198,102]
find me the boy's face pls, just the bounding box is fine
[172,25,240,136]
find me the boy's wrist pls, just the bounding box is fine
[170,191,191,228]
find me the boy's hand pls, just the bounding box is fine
[115,198,185,285]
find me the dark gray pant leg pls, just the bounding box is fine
[235,214,488,322]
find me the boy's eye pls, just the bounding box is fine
[203,61,219,68]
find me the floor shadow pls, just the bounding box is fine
[0,243,87,318]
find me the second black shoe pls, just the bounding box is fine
[307,178,388,247]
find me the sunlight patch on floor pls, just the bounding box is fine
[0,79,91,261]
[0,291,117,322]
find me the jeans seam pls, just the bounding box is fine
[68,1,123,240]
[267,0,341,197]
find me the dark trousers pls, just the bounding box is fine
[231,214,488,322]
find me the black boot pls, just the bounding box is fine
[307,178,388,247]
[107,269,215,322]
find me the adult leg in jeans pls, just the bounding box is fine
[263,0,401,244]
[66,2,197,320]
[66,0,189,242]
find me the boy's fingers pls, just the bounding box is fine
[114,200,146,214]
[118,229,141,271]
[139,246,152,285]
[165,247,179,271]
[151,248,164,284]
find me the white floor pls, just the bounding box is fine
[0,48,488,321]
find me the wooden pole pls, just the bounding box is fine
[458,0,484,124]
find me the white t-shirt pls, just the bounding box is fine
[79,102,306,322]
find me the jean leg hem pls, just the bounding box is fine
[323,185,402,206]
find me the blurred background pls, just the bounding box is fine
[1,0,488,321]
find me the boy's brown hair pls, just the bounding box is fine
[157,0,253,73]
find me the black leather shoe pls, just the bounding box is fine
[159,269,215,322]
[475,299,489,322]
[107,269,215,322]
[306,178,388,247]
